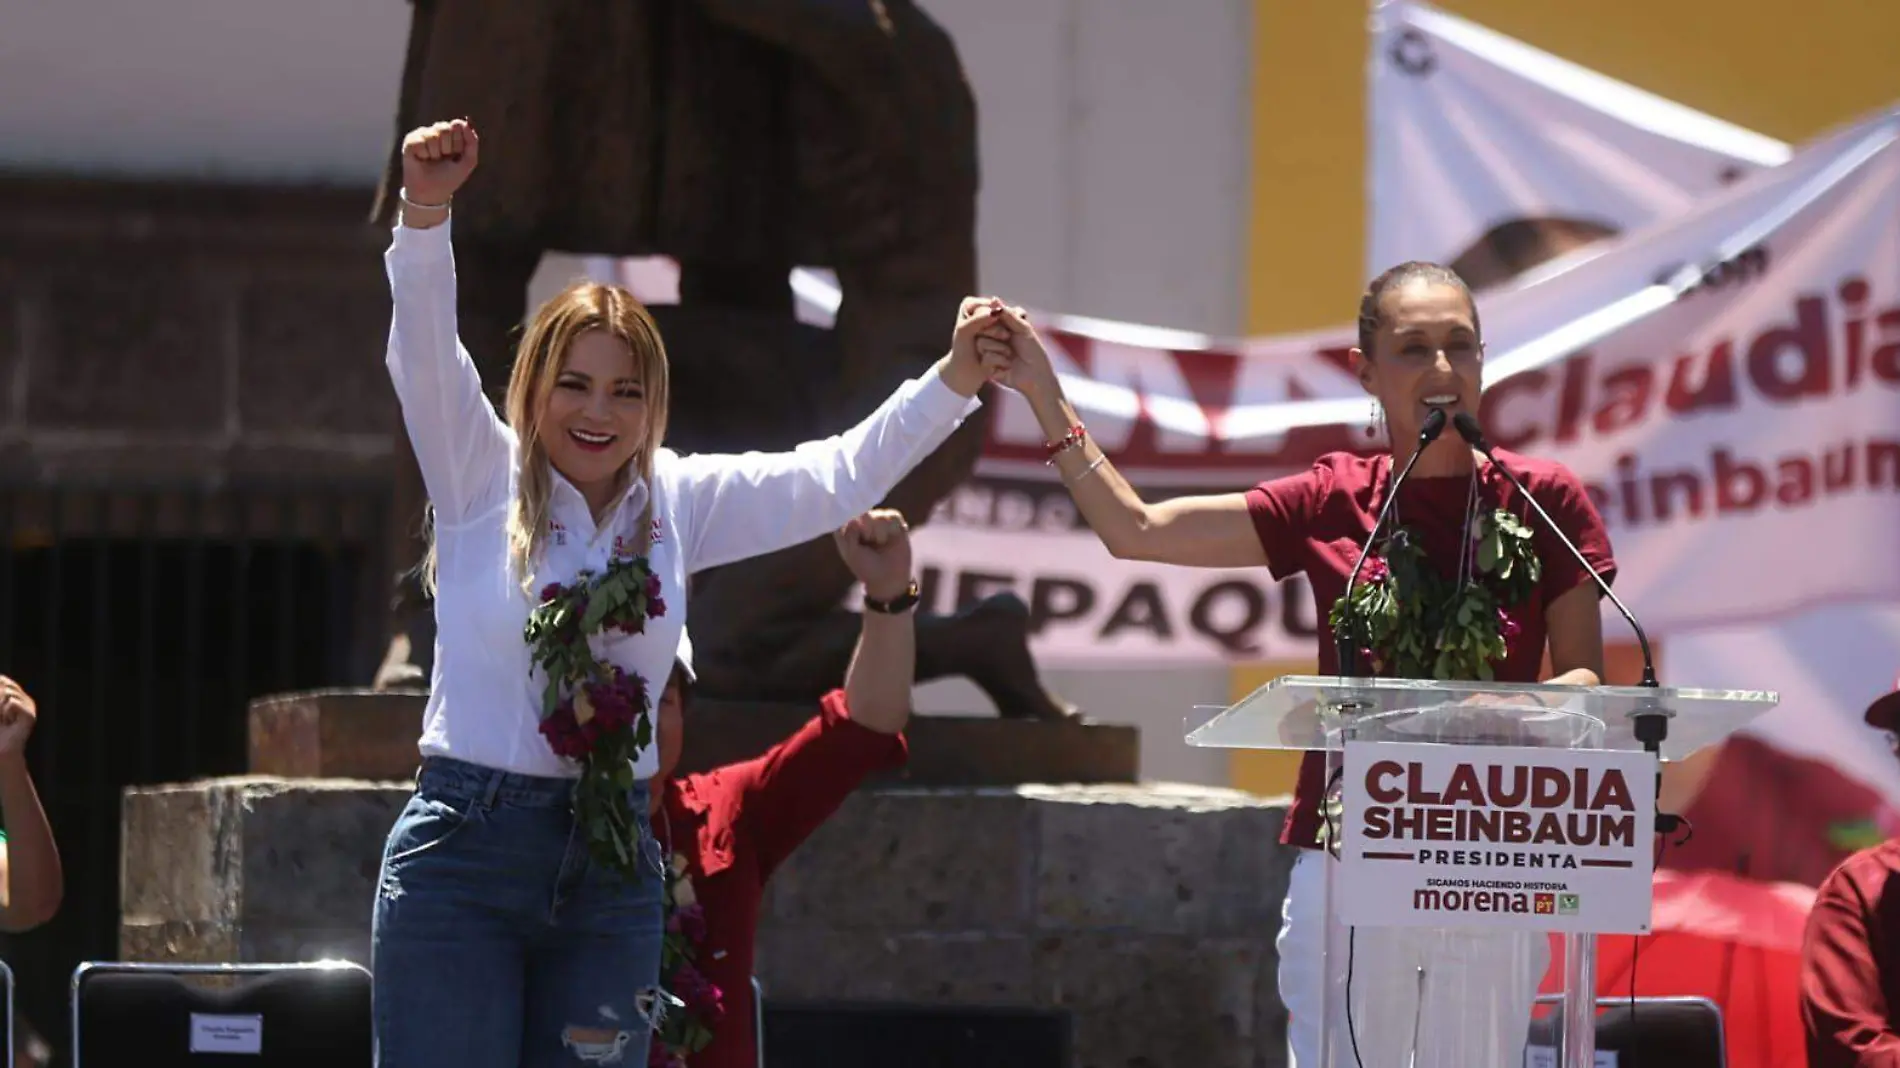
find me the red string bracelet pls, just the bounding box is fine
[1044,423,1087,464]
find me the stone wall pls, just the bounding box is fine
[0,174,395,487]
[122,777,1298,1068]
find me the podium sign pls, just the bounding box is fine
[1187,675,1777,1068]
[1337,741,1657,934]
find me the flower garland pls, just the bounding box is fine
[1317,475,1544,857]
[523,553,666,878]
[1327,505,1542,682]
[649,854,726,1068]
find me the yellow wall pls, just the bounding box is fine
[1245,0,1900,336]
[1231,0,1898,797]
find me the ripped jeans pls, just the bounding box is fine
[372,756,667,1068]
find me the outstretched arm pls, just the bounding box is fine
[383,120,512,524]
[0,676,61,932]
[670,299,1006,574]
[986,307,1267,568]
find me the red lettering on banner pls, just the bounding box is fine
[1592,366,1652,436]
[1582,438,1898,529]
[1748,297,1832,401]
[1664,340,1739,415]
[1484,278,1900,451]
[1876,310,1900,382]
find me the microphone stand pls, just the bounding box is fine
[1449,412,1682,839]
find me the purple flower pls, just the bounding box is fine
[1361,556,1389,584]
[539,582,564,603]
[537,698,590,759]
[580,667,649,732]
[647,594,667,621]
[1497,608,1522,640]
[646,573,663,600]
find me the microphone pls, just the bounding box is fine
[1451,411,1683,836]
[1335,406,1449,677]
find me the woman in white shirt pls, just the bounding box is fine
[373,120,1005,1068]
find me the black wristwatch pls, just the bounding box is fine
[863,579,921,614]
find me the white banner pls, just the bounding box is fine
[1367,0,1789,279]
[1338,740,1658,933]
[910,487,1322,665]
[914,105,1900,663]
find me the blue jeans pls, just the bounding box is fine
[371,756,666,1068]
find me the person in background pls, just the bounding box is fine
[647,509,917,1068]
[1800,675,1900,1067]
[0,674,61,932]
[2,674,61,1068]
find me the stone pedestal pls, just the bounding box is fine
[122,778,1297,1068]
[120,777,409,965]
[247,689,1142,786]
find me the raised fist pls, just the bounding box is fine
[399,119,480,209]
[0,675,37,758]
[833,510,914,603]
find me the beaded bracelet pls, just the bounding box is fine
[1044,423,1087,463]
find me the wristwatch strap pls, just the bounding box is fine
[863,579,921,614]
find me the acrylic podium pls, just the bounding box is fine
[1187,675,1777,1068]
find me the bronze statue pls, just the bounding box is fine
[369,0,1076,721]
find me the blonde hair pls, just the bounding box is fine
[421,281,671,595]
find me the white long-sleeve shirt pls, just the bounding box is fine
[385,220,978,779]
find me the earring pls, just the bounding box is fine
[1365,399,1384,440]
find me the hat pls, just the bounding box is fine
[673,629,697,683]
[1864,674,1900,731]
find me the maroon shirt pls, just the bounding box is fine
[657,690,907,1068]
[1803,839,1900,1067]
[1245,449,1617,849]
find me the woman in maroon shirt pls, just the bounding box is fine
[980,263,1615,1066]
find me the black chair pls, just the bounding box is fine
[71,961,371,1067]
[1524,995,1725,1068]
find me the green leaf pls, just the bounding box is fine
[580,594,612,635]
[1478,530,1502,571]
